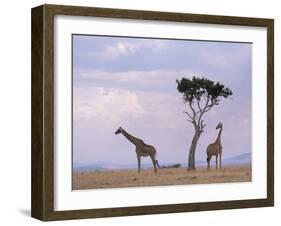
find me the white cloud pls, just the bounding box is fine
[86,39,167,60]
[73,87,145,124]
[73,84,188,131]
[75,69,195,87]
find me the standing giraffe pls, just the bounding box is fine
[206,122,223,170]
[115,127,160,173]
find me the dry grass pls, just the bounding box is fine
[72,165,251,190]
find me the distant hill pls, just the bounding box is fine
[196,152,251,166]
[73,152,251,172]
[73,162,140,172]
[223,153,251,165]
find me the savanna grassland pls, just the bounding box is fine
[72,165,251,190]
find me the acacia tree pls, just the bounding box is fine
[176,76,232,170]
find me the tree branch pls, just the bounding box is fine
[184,111,197,130]
[202,96,210,112]
[187,97,217,132]
[195,97,209,130]
[189,101,197,117]
[204,105,214,113]
[202,97,218,113]
[204,100,217,113]
[196,99,202,113]
[200,120,206,130]
[183,111,193,120]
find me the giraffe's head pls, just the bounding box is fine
[115,127,123,135]
[216,122,223,130]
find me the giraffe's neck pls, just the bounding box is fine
[121,129,143,145]
[215,127,223,144]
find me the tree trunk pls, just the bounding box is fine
[187,131,201,170]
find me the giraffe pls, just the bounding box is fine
[115,127,160,173]
[206,122,223,170]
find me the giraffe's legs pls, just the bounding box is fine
[155,159,160,168]
[219,153,222,169]
[216,155,218,170]
[150,155,157,173]
[207,154,212,170]
[137,155,141,173]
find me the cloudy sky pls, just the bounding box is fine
[72,35,252,169]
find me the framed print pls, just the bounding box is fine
[31,4,274,221]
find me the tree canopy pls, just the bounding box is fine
[176,76,233,132]
[176,77,233,103]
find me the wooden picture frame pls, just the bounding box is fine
[31,4,274,221]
